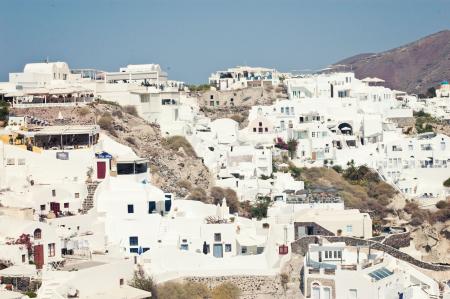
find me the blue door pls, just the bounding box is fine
[213,244,223,258]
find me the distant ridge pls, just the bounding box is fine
[335,30,450,94]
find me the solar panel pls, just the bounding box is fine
[368,267,393,281]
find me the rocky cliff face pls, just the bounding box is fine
[11,104,212,197]
[335,30,450,94]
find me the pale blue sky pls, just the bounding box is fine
[1,0,449,83]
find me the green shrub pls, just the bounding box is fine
[24,291,37,298]
[0,100,9,126]
[436,200,450,209]
[443,178,450,187]
[128,266,157,297]
[332,165,343,173]
[251,197,271,220]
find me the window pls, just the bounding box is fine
[148,201,156,213]
[18,159,25,165]
[120,278,124,286]
[52,189,56,197]
[6,158,15,165]
[64,203,69,208]
[127,204,134,213]
[34,229,42,240]
[48,243,55,257]
[180,244,189,250]
[214,233,221,242]
[142,247,150,253]
[210,95,214,100]
[129,236,139,246]
[130,248,139,253]
[348,289,357,299]
[337,251,342,259]
[346,225,353,233]
[40,204,46,211]
[74,193,80,199]
[241,247,247,254]
[134,162,148,174]
[259,122,262,126]
[264,128,268,132]
[225,244,232,252]
[22,254,26,263]
[117,163,134,175]
[210,101,214,106]
[253,128,256,132]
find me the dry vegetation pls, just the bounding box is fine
[299,166,397,231]
[129,268,240,299]
[163,136,197,157]
[11,103,211,197]
[187,186,240,214]
[405,200,450,227]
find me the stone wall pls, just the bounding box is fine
[387,117,415,128]
[291,235,450,271]
[382,231,410,249]
[184,275,284,299]
[294,222,334,240]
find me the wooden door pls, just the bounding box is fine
[50,202,60,214]
[97,161,106,179]
[34,244,44,269]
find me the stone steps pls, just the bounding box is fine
[81,181,100,214]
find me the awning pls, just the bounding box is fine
[96,151,113,159]
[236,234,265,247]
[5,91,25,97]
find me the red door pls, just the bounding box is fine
[50,202,60,215]
[97,161,106,179]
[34,244,44,269]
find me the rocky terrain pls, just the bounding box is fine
[335,30,450,94]
[10,104,212,197]
[197,84,288,129]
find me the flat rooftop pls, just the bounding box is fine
[22,125,100,136]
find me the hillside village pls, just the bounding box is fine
[0,61,449,299]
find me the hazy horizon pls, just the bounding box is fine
[1,0,450,83]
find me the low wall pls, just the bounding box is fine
[184,275,284,299]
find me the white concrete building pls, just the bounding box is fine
[303,241,442,299]
[209,66,281,91]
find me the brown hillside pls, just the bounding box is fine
[336,30,450,94]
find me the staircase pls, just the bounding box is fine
[82,181,100,214]
[37,281,65,299]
